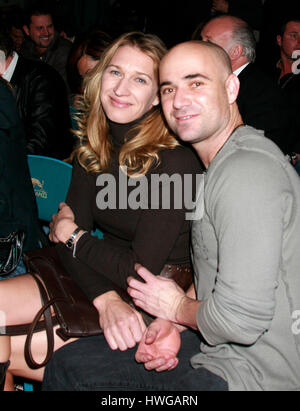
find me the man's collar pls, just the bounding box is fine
[233,62,250,77]
[2,52,19,82]
[276,56,299,79]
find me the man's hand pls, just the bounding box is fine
[49,202,77,243]
[93,291,146,351]
[136,319,181,372]
[127,265,186,323]
[128,265,201,330]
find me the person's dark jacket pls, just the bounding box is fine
[20,32,72,91]
[279,72,300,154]
[0,79,39,251]
[10,56,74,160]
[237,63,291,154]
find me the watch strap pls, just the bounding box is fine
[65,227,82,250]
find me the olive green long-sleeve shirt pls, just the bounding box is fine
[191,126,300,391]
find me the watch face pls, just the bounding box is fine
[65,228,81,249]
[65,239,73,249]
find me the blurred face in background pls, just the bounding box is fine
[277,21,300,60]
[201,18,234,53]
[9,26,25,52]
[77,54,99,77]
[24,14,55,49]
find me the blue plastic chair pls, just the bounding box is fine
[27,155,104,239]
[24,155,103,390]
[27,155,73,222]
[21,156,73,391]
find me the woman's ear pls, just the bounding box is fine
[152,94,160,107]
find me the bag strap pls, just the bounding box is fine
[24,273,62,370]
[2,271,64,370]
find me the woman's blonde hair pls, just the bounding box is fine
[73,31,179,176]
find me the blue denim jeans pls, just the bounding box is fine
[42,330,228,391]
[0,257,26,280]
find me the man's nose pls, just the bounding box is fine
[173,88,191,109]
[41,27,49,36]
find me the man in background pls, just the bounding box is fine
[201,15,291,154]
[276,17,300,163]
[21,5,72,92]
[0,28,73,160]
[7,12,25,53]
[0,78,40,274]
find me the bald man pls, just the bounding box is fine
[43,42,300,392]
[201,15,291,155]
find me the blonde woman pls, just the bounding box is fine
[0,32,201,389]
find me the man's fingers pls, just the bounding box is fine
[135,352,153,364]
[144,357,178,372]
[135,265,156,283]
[155,357,179,373]
[144,322,160,345]
[127,266,159,295]
[127,285,147,302]
[127,277,146,293]
[143,356,177,372]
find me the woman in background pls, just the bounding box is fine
[67,29,112,130]
[67,29,112,96]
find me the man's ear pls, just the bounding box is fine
[276,34,282,47]
[225,73,240,104]
[228,44,243,61]
[23,25,29,36]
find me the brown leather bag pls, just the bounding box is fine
[5,247,193,370]
[22,247,105,369]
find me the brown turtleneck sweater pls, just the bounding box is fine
[56,117,202,301]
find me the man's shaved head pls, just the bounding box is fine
[159,41,242,166]
[161,40,233,81]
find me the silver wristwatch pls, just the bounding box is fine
[65,227,82,250]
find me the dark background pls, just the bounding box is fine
[1,0,300,68]
[0,0,213,45]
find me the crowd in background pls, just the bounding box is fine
[0,1,299,158]
[1,1,300,61]
[0,0,300,392]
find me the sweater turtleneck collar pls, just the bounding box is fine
[107,108,154,147]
